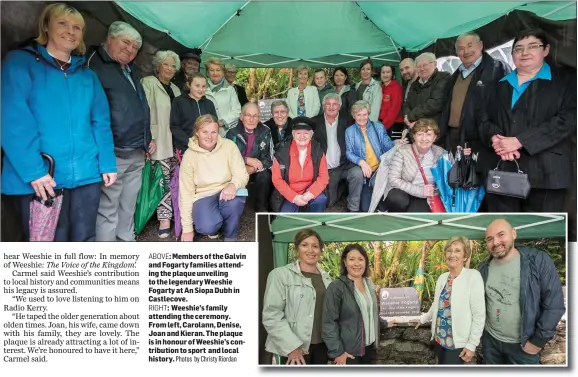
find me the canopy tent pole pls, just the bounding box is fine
[387,35,403,60]
[201,1,251,51]
[513,214,566,231]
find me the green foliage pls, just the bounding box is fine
[288,238,565,311]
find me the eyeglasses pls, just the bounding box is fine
[243,114,259,119]
[513,44,544,54]
[416,61,434,70]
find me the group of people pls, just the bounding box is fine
[2,3,574,242]
[262,219,565,365]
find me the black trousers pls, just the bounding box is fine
[385,188,431,212]
[277,342,328,365]
[486,188,566,213]
[435,343,465,365]
[345,343,376,365]
[386,122,406,139]
[14,182,101,242]
[249,169,272,212]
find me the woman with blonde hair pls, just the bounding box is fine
[141,50,182,237]
[179,114,248,242]
[263,228,333,365]
[286,65,321,118]
[414,237,485,364]
[1,3,116,241]
[204,57,242,137]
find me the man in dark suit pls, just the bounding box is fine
[477,28,576,213]
[312,93,363,211]
[225,63,249,106]
[439,32,511,153]
[173,50,201,92]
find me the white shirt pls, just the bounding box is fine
[325,117,340,169]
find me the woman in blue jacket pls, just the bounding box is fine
[345,100,405,212]
[1,3,116,241]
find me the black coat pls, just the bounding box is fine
[170,93,217,152]
[311,114,353,169]
[225,121,273,169]
[403,69,451,125]
[264,117,293,152]
[233,83,249,107]
[476,64,577,189]
[172,70,188,93]
[439,52,511,146]
[86,46,151,151]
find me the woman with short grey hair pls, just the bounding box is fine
[141,50,182,238]
[286,65,321,118]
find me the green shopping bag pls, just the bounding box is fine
[134,159,166,235]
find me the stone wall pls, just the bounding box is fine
[376,320,566,365]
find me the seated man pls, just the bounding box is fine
[264,100,293,152]
[226,102,273,213]
[312,93,363,211]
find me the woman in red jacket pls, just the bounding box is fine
[270,117,329,212]
[378,64,404,139]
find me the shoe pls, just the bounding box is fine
[207,233,220,239]
[157,228,171,239]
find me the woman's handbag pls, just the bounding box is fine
[411,147,446,213]
[486,159,531,198]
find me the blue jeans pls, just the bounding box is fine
[193,192,245,241]
[16,182,101,241]
[279,193,327,213]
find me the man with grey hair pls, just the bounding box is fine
[226,102,273,212]
[439,32,510,153]
[312,93,363,211]
[402,52,450,128]
[264,100,293,152]
[87,21,155,241]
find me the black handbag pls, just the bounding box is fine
[486,159,531,199]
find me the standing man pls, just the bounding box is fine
[225,64,249,107]
[173,49,202,92]
[312,93,363,211]
[478,219,565,364]
[402,53,450,129]
[226,103,273,212]
[87,21,156,241]
[439,32,510,152]
[399,58,418,103]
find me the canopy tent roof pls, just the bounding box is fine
[268,213,566,267]
[112,1,577,67]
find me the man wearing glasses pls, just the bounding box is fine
[225,64,249,107]
[402,52,451,133]
[226,102,273,212]
[477,28,576,213]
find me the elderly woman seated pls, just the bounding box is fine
[179,114,249,242]
[383,119,446,212]
[271,117,329,212]
[345,100,402,212]
[286,65,321,118]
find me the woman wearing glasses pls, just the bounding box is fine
[477,28,576,213]
[413,237,485,364]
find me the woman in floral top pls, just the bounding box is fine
[415,237,486,364]
[286,65,320,118]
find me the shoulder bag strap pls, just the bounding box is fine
[410,145,429,185]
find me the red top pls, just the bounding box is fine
[271,140,329,203]
[379,80,403,128]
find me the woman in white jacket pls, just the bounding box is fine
[286,65,320,118]
[204,57,242,137]
[414,236,485,364]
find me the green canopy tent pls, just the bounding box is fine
[265,213,566,267]
[108,1,576,67]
